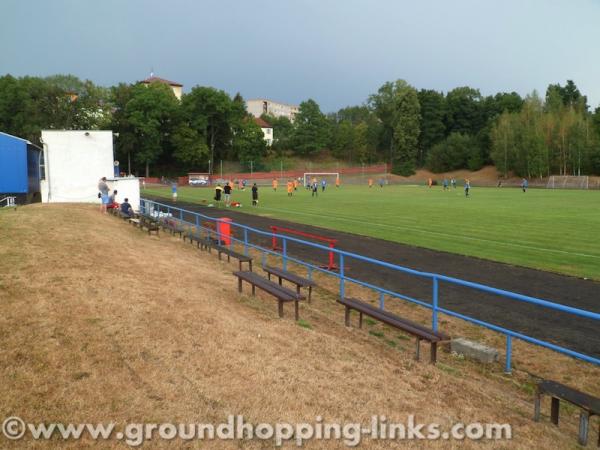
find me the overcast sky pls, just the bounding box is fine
[1,0,599,112]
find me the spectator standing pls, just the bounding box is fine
[98,177,110,213]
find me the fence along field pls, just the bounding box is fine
[143,184,600,281]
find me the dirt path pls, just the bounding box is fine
[148,196,600,360]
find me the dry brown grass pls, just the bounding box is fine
[0,204,598,449]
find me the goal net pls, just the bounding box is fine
[546,175,589,189]
[303,173,340,187]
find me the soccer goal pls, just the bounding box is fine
[303,172,340,187]
[546,175,589,190]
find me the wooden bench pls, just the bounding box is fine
[140,216,159,235]
[338,297,449,364]
[183,229,206,247]
[207,243,253,271]
[161,218,186,238]
[534,380,600,446]
[233,271,305,319]
[262,265,316,302]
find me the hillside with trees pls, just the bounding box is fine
[1,74,599,177]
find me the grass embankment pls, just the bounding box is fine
[1,204,598,448]
[145,184,600,280]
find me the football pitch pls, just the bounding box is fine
[144,184,600,280]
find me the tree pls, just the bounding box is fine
[171,125,209,168]
[426,132,480,173]
[445,87,483,136]
[292,99,330,155]
[369,80,420,175]
[125,82,179,177]
[109,83,137,174]
[180,86,236,171]
[417,89,446,165]
[233,118,267,169]
[262,114,293,154]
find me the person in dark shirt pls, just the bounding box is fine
[120,198,134,217]
[223,183,232,206]
[251,183,258,206]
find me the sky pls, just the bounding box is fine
[1,0,599,112]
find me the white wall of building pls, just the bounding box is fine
[106,177,140,211]
[40,130,115,204]
[261,127,273,146]
[246,99,299,122]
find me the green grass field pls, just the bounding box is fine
[144,184,600,280]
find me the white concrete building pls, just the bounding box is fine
[40,130,140,210]
[246,99,299,122]
[253,117,273,146]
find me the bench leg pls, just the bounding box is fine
[217,251,221,260]
[550,397,560,425]
[278,277,282,286]
[267,273,271,280]
[227,254,231,262]
[358,312,363,329]
[278,300,284,318]
[251,284,256,296]
[578,411,589,446]
[430,342,437,364]
[344,306,350,327]
[415,338,421,361]
[533,392,541,422]
[239,260,242,271]
[249,260,252,272]
[294,301,299,321]
[308,286,312,303]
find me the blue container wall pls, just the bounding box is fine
[0,133,28,194]
[26,145,41,194]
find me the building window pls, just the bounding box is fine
[266,129,271,135]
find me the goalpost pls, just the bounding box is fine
[303,172,340,187]
[546,175,589,190]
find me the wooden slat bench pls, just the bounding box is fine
[160,218,186,238]
[534,380,600,446]
[262,265,316,302]
[338,297,449,364]
[233,271,305,319]
[207,243,253,271]
[140,216,159,235]
[183,229,206,247]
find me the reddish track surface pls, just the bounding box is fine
[149,196,600,360]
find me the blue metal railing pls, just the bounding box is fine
[140,198,600,371]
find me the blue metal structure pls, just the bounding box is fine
[141,198,600,371]
[0,132,42,203]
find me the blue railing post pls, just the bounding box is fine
[167,206,171,217]
[179,209,183,221]
[244,229,248,256]
[379,292,385,310]
[282,238,288,271]
[262,251,267,268]
[195,214,199,228]
[505,335,512,374]
[432,277,439,332]
[339,254,345,299]
[307,267,313,281]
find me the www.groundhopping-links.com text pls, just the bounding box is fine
[2,415,512,447]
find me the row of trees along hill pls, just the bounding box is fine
[1,74,600,177]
